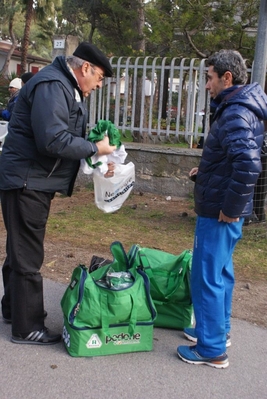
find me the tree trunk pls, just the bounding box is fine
[131,0,145,142]
[20,0,34,75]
[0,1,17,77]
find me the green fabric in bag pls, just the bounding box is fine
[60,241,157,356]
[127,245,193,330]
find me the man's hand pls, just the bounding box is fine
[95,136,116,155]
[218,210,240,223]
[189,167,198,177]
[104,162,115,178]
[189,167,198,182]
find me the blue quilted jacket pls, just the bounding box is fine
[194,83,267,218]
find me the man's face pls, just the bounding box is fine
[205,66,232,98]
[77,62,105,97]
[8,87,19,95]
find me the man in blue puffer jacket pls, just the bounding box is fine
[177,50,267,368]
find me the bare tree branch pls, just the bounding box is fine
[185,29,208,59]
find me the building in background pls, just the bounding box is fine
[0,40,51,76]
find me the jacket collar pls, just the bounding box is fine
[211,85,240,111]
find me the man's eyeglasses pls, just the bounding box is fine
[90,65,105,82]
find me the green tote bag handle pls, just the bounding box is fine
[139,250,191,300]
[100,292,138,336]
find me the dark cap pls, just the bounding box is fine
[73,42,113,77]
[21,72,34,84]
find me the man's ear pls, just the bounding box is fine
[81,62,89,76]
[224,71,233,87]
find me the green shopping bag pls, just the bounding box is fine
[61,241,157,357]
[128,245,193,330]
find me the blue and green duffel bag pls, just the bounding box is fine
[61,241,157,357]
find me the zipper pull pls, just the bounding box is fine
[74,303,80,316]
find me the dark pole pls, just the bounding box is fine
[251,0,267,88]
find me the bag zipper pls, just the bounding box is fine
[137,267,157,320]
[69,266,87,325]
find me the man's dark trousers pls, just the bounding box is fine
[1,188,53,336]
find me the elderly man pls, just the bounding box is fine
[0,77,22,121]
[0,42,116,345]
[177,50,267,368]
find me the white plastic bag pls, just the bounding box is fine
[93,162,135,213]
[81,145,128,175]
[80,159,94,175]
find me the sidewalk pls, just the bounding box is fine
[0,278,266,399]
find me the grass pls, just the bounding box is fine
[46,186,267,283]
[234,226,267,281]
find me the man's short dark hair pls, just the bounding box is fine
[21,72,34,84]
[207,50,248,85]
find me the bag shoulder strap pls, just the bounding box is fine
[127,244,141,268]
[110,241,130,270]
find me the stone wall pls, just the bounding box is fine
[76,143,202,198]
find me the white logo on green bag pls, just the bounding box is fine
[106,332,141,345]
[86,334,102,348]
[62,326,71,348]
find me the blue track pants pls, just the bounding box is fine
[191,216,243,357]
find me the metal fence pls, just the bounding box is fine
[87,57,211,146]
[86,56,254,147]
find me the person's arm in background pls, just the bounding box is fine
[0,109,11,121]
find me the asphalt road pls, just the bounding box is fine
[0,278,266,399]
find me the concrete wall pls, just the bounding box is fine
[52,35,79,60]
[76,143,202,198]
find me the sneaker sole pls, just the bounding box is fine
[184,331,197,343]
[184,332,231,348]
[11,337,61,345]
[177,352,229,369]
